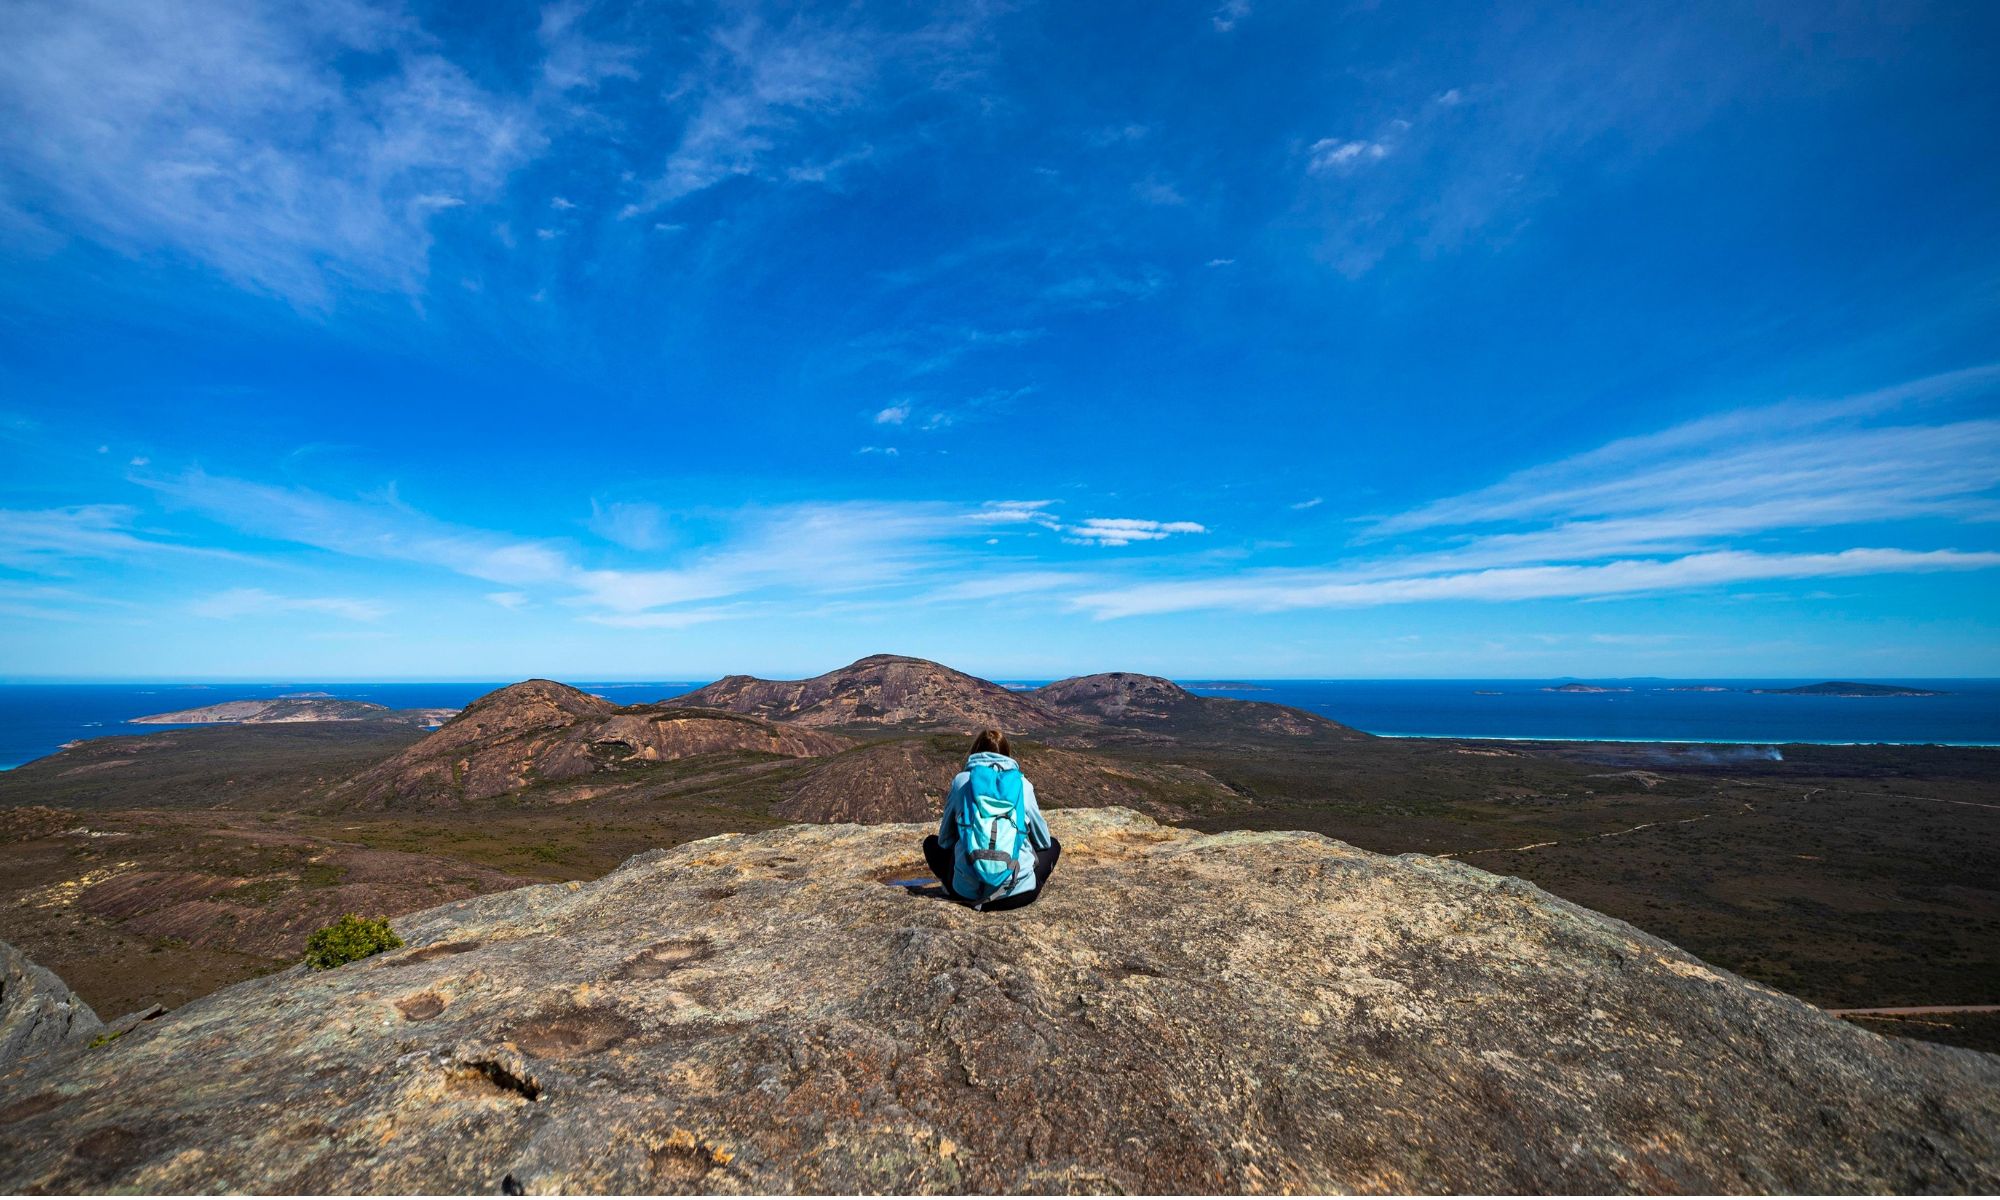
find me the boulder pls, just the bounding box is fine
[0,940,103,1069]
[0,810,1994,1193]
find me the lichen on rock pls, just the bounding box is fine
[0,808,1995,1193]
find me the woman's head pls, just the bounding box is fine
[969,728,1012,757]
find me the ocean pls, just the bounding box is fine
[0,681,704,771]
[1,677,1995,770]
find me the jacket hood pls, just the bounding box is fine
[965,751,1020,770]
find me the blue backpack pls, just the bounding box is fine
[951,756,1026,906]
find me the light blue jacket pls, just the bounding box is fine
[936,752,1053,899]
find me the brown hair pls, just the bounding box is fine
[969,728,1012,756]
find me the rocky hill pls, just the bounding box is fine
[330,680,850,809]
[130,697,455,726]
[2,808,1994,1193]
[668,654,1071,732]
[773,737,1243,824]
[1037,671,1367,741]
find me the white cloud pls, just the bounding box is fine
[142,472,573,586]
[1211,0,1252,32]
[1205,257,1236,267]
[587,499,667,551]
[189,587,388,622]
[1042,267,1166,311]
[627,16,872,211]
[874,403,910,425]
[536,0,640,93]
[926,571,1092,603]
[1290,497,1323,510]
[147,475,1081,627]
[965,503,1206,547]
[1362,365,2000,542]
[583,608,737,629]
[1308,138,1390,173]
[1070,367,2000,617]
[968,500,1060,527]
[1072,548,2000,618]
[0,505,245,570]
[1063,518,1208,547]
[0,0,539,305]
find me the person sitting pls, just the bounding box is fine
[922,728,1060,911]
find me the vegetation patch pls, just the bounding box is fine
[304,914,404,970]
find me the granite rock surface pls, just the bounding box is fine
[1,809,1995,1194]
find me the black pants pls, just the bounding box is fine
[923,834,1061,911]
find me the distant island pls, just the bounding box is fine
[130,697,458,726]
[1543,683,1631,694]
[1667,685,1733,693]
[1749,682,1948,698]
[1184,681,1272,691]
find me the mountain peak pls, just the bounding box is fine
[668,654,1068,732]
[334,680,845,808]
[4,809,1993,1193]
[1037,672,1364,741]
[1037,671,1193,717]
[453,678,614,725]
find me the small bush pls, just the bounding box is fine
[304,914,403,970]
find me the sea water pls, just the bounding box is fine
[0,681,704,771]
[0,677,1994,770]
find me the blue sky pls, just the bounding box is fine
[1,0,1996,681]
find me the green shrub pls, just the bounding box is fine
[303,914,403,970]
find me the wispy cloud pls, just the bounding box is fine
[587,499,668,551]
[0,505,245,571]
[141,474,1174,626]
[0,581,136,623]
[0,0,539,305]
[1363,365,2000,544]
[583,607,739,629]
[189,587,389,622]
[536,1,640,93]
[623,7,989,215]
[1073,368,2000,616]
[1211,0,1252,33]
[1063,518,1208,547]
[1074,549,2000,618]
[1307,138,1390,173]
[968,502,1208,547]
[143,473,573,586]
